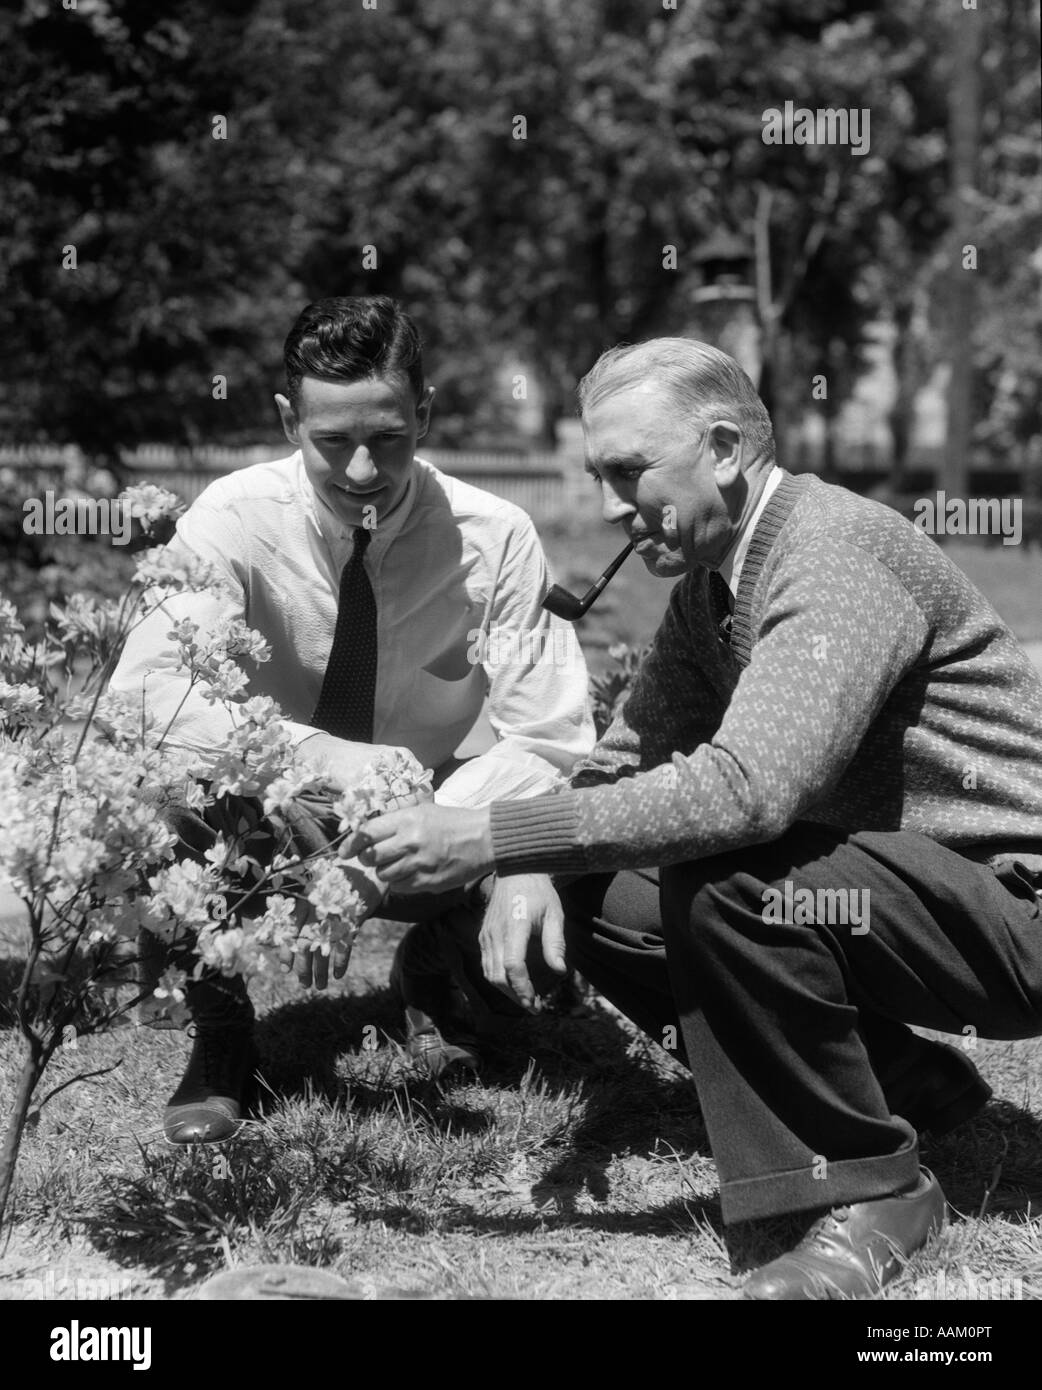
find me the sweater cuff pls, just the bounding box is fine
[489,792,588,875]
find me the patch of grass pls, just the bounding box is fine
[2,914,1041,1300]
[942,541,1042,644]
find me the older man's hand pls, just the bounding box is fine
[354,803,495,894]
[479,874,566,1011]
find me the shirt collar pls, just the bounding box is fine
[299,452,422,556]
[717,465,783,597]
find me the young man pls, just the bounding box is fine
[356,337,1042,1300]
[111,296,594,1141]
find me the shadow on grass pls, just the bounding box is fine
[919,1097,1042,1218]
[252,986,711,1180]
[252,988,402,1102]
[356,1194,723,1240]
[73,1137,347,1296]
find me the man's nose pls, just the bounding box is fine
[600,481,634,527]
[344,447,379,486]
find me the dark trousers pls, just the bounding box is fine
[560,824,1042,1224]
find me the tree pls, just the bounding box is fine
[0,0,299,468]
[1,0,1036,463]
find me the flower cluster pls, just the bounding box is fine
[0,735,179,928]
[49,592,126,659]
[158,614,272,708]
[331,747,434,843]
[133,546,229,599]
[0,678,45,729]
[119,482,184,531]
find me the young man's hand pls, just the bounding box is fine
[296,732,401,793]
[278,854,387,989]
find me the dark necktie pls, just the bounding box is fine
[311,527,377,742]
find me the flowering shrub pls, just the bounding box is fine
[589,642,648,737]
[0,483,431,1228]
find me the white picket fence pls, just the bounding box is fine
[0,444,575,522]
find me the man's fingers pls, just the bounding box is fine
[280,935,350,988]
[332,939,351,980]
[504,960,535,1009]
[504,920,536,1009]
[295,947,313,989]
[480,927,498,986]
[480,921,531,1009]
[356,812,403,848]
[542,901,567,975]
[373,859,436,894]
[359,838,409,873]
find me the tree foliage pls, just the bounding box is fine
[0,0,1037,460]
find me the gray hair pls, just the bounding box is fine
[577,338,775,463]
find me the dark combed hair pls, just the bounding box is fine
[283,296,424,410]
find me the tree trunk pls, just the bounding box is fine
[890,299,916,493]
[0,1044,44,1232]
[946,6,981,500]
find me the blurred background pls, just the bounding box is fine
[0,0,1040,661]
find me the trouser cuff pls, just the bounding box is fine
[721,1118,921,1224]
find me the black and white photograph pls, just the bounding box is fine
[1,0,1040,1338]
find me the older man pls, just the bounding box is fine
[112,296,594,1141]
[357,338,1042,1300]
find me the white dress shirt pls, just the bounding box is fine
[111,453,596,807]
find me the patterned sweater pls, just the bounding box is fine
[489,472,1042,876]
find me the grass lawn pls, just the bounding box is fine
[2,516,1042,1302]
[2,913,1041,1302]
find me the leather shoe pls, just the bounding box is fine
[163,1024,259,1144]
[391,925,484,1078]
[401,1005,482,1078]
[742,1168,947,1300]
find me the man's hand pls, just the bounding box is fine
[353,803,495,894]
[278,854,387,989]
[479,874,566,1011]
[296,732,400,794]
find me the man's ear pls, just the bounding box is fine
[708,421,743,487]
[275,393,301,446]
[415,385,436,441]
